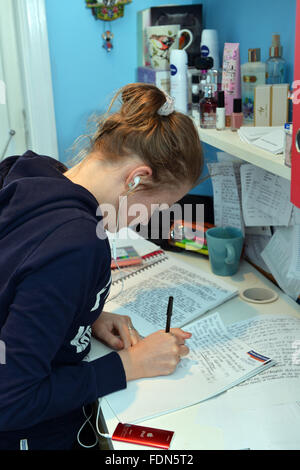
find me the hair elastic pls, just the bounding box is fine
[157,93,175,116]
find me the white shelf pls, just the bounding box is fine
[196,126,291,180]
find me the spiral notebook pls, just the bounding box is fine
[108,242,238,337]
[111,248,167,285]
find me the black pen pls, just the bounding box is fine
[165,296,173,333]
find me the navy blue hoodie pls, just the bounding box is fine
[0,151,126,450]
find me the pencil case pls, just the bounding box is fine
[168,220,215,256]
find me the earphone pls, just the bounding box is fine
[127,176,141,193]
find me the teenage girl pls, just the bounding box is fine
[0,83,204,450]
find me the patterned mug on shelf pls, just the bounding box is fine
[146,24,193,70]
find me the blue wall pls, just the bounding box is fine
[45,0,200,165]
[45,0,296,196]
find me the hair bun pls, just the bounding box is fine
[120,83,166,122]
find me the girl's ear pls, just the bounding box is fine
[125,165,153,192]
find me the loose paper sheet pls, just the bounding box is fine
[240,164,293,227]
[292,206,300,225]
[238,126,283,144]
[207,161,244,233]
[261,227,300,300]
[287,225,300,280]
[105,313,274,424]
[252,129,285,154]
[244,234,272,273]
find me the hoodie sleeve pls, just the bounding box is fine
[0,217,126,431]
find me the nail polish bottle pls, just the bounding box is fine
[231,98,243,131]
[216,91,225,131]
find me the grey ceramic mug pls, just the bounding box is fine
[206,226,244,276]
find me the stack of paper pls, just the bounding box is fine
[238,126,285,154]
[105,312,275,424]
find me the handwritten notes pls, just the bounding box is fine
[240,164,293,227]
[207,161,244,233]
[105,313,275,424]
[108,257,237,337]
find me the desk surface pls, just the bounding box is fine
[90,251,300,451]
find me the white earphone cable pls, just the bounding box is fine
[77,403,112,449]
[77,180,140,448]
[106,179,140,303]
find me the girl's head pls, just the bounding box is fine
[88,82,204,191]
[66,83,204,227]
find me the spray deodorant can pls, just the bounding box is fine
[170,49,188,114]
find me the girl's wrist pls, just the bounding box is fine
[117,348,140,382]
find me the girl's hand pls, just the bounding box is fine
[92,311,141,350]
[118,328,192,381]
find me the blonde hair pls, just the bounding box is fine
[68,83,204,189]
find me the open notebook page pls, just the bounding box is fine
[107,256,238,337]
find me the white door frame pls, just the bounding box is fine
[14,0,59,161]
[0,0,27,159]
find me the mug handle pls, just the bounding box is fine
[178,29,193,50]
[225,244,236,265]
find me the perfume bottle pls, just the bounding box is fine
[266,34,286,84]
[200,84,217,129]
[241,48,266,123]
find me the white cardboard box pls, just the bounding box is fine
[271,84,289,126]
[254,85,272,126]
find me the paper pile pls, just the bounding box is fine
[238,126,285,154]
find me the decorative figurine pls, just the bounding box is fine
[102,30,114,52]
[85,0,132,51]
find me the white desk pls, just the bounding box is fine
[90,251,300,451]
